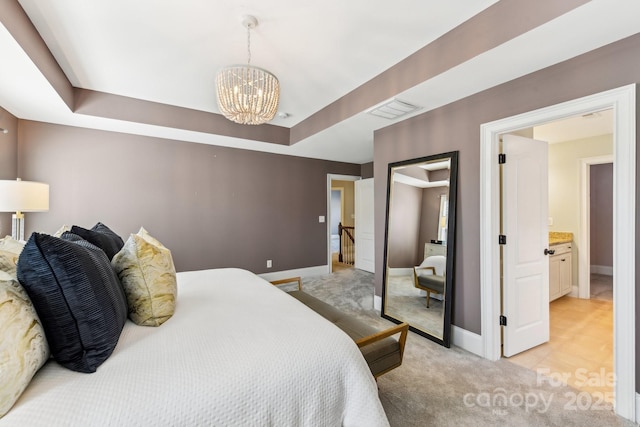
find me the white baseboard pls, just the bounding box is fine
[258,265,329,282]
[569,285,579,298]
[374,295,382,312]
[591,265,613,276]
[451,325,483,357]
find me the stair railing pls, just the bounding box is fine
[338,222,355,265]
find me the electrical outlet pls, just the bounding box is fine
[267,260,272,268]
[548,217,553,226]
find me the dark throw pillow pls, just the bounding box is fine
[16,233,128,373]
[70,222,124,260]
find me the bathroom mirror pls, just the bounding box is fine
[381,151,458,347]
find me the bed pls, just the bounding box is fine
[1,268,389,426]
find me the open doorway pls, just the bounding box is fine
[330,183,354,272]
[588,162,613,300]
[503,111,614,403]
[327,174,359,273]
[479,84,635,420]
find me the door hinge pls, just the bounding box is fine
[500,315,507,326]
[498,153,506,164]
[498,235,507,245]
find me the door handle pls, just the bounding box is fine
[544,248,555,255]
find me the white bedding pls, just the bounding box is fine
[1,268,389,426]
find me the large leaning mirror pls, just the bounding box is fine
[381,151,458,347]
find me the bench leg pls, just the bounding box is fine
[426,290,431,308]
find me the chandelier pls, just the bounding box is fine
[216,15,280,125]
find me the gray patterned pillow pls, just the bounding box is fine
[112,230,177,326]
[0,271,50,418]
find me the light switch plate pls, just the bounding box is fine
[319,216,325,223]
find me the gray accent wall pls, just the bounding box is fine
[360,162,373,179]
[590,163,613,268]
[374,33,640,342]
[17,120,360,273]
[387,182,421,268]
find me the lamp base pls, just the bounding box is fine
[11,212,24,241]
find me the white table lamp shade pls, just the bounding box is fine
[0,180,49,212]
[0,179,49,241]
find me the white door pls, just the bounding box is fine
[502,134,550,357]
[354,178,375,273]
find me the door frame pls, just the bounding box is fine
[326,174,360,273]
[578,155,614,299]
[479,84,636,420]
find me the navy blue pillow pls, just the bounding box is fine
[17,233,128,373]
[70,222,124,260]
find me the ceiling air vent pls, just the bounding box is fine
[367,98,421,120]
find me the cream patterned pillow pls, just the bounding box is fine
[137,227,175,270]
[112,230,177,326]
[52,224,71,238]
[0,271,50,418]
[0,236,24,255]
[0,250,20,277]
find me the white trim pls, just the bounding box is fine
[636,393,640,424]
[374,295,382,312]
[258,265,329,282]
[480,84,635,421]
[579,155,613,299]
[569,285,579,298]
[327,174,360,273]
[591,265,613,276]
[451,325,483,357]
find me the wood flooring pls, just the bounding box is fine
[506,276,613,402]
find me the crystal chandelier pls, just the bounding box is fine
[216,15,280,125]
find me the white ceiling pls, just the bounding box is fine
[534,109,613,144]
[1,0,639,163]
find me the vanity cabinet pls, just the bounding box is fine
[549,242,572,301]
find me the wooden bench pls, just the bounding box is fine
[270,277,408,379]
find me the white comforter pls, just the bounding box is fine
[2,268,389,426]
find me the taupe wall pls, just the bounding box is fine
[387,182,421,268]
[361,162,374,179]
[0,107,18,236]
[374,33,640,341]
[17,121,360,273]
[590,163,613,268]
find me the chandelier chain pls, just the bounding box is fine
[246,24,251,65]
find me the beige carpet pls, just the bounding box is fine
[295,268,634,427]
[591,273,613,302]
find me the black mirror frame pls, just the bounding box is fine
[381,151,458,347]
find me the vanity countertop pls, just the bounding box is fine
[549,231,573,245]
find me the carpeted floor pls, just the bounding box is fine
[291,267,634,427]
[591,274,613,301]
[386,274,444,338]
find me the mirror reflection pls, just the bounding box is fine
[382,152,458,347]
